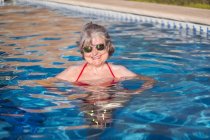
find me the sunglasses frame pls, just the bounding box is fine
[82,44,106,53]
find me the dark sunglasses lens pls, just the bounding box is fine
[96,44,105,50]
[83,46,92,53]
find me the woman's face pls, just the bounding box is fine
[83,37,109,66]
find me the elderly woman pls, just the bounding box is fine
[56,22,155,89]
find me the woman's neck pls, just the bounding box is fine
[87,62,106,74]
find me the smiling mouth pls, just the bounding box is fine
[92,55,101,60]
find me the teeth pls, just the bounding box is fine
[92,55,100,60]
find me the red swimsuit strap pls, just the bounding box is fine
[75,62,115,82]
[106,62,116,78]
[75,62,88,82]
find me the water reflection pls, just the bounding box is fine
[32,78,135,129]
[80,86,129,128]
[0,5,83,69]
[2,2,210,139]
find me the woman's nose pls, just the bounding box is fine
[91,47,98,55]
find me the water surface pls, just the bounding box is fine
[1,2,210,140]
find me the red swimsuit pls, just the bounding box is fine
[75,62,116,86]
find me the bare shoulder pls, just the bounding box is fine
[55,64,84,82]
[108,63,137,78]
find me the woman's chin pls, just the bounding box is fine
[90,60,104,66]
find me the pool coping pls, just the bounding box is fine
[47,0,210,26]
[13,0,210,36]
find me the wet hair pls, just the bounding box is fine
[78,22,115,58]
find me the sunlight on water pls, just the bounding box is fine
[1,2,210,140]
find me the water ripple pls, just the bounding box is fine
[0,3,210,140]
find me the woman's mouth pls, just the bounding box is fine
[92,55,101,60]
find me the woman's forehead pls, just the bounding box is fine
[91,37,105,44]
[84,36,105,46]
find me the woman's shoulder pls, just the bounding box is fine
[56,63,86,82]
[65,63,86,72]
[108,63,125,69]
[108,63,137,78]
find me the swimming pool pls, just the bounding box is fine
[1,1,210,140]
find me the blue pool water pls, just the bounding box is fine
[1,1,210,140]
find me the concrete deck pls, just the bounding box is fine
[48,0,210,25]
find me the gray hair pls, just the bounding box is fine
[78,22,115,58]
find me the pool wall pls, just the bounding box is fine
[6,0,210,37]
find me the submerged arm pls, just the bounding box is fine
[117,75,155,94]
[115,65,156,94]
[135,74,155,93]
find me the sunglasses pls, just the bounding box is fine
[83,44,106,53]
